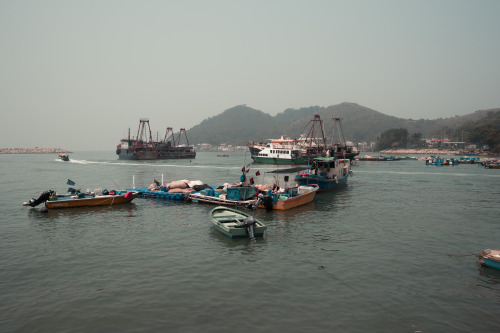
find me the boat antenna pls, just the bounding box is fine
[111,178,122,191]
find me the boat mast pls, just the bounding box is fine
[164,127,176,147]
[305,114,327,153]
[178,128,191,147]
[331,117,346,148]
[134,118,155,149]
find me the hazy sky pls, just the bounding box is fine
[1,0,499,150]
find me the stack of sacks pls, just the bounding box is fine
[167,180,194,193]
[187,180,212,191]
[255,184,272,192]
[187,180,204,187]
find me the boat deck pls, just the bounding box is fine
[127,187,193,200]
[189,193,256,208]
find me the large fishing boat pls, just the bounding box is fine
[249,116,358,165]
[251,138,308,164]
[116,119,196,160]
[295,157,351,192]
[250,115,328,165]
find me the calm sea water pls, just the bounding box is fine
[1,151,499,333]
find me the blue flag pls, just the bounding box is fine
[67,179,75,186]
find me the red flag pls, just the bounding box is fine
[249,177,254,185]
[256,170,260,176]
[242,166,246,172]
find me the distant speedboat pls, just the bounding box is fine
[58,153,69,161]
[479,249,500,270]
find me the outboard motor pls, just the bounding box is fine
[235,216,258,240]
[254,193,274,211]
[23,190,55,207]
[254,193,264,209]
[242,216,257,240]
[261,196,274,211]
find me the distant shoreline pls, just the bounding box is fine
[0,148,72,154]
[378,148,499,156]
[379,148,460,155]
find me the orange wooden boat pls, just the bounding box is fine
[486,164,500,169]
[24,190,139,209]
[259,185,319,211]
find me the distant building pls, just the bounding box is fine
[425,138,466,149]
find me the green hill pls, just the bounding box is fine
[186,103,497,146]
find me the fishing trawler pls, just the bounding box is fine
[116,119,196,160]
[249,116,358,165]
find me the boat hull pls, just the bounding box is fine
[117,148,138,160]
[295,173,349,192]
[259,185,318,210]
[479,249,500,270]
[157,148,196,159]
[483,258,500,270]
[117,148,196,160]
[136,150,159,160]
[251,155,309,165]
[45,192,139,209]
[209,206,266,238]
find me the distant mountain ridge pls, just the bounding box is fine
[186,103,498,146]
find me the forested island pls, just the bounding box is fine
[0,148,71,154]
[187,104,500,153]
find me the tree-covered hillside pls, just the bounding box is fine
[185,103,497,146]
[456,109,500,152]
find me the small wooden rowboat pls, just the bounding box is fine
[479,249,500,270]
[23,189,139,209]
[209,206,267,239]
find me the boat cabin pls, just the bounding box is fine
[256,147,301,159]
[311,157,350,179]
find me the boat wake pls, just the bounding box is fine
[60,159,283,171]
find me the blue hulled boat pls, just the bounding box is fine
[295,157,351,192]
[425,156,459,166]
[479,249,500,270]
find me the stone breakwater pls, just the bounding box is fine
[380,148,460,155]
[0,148,71,154]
